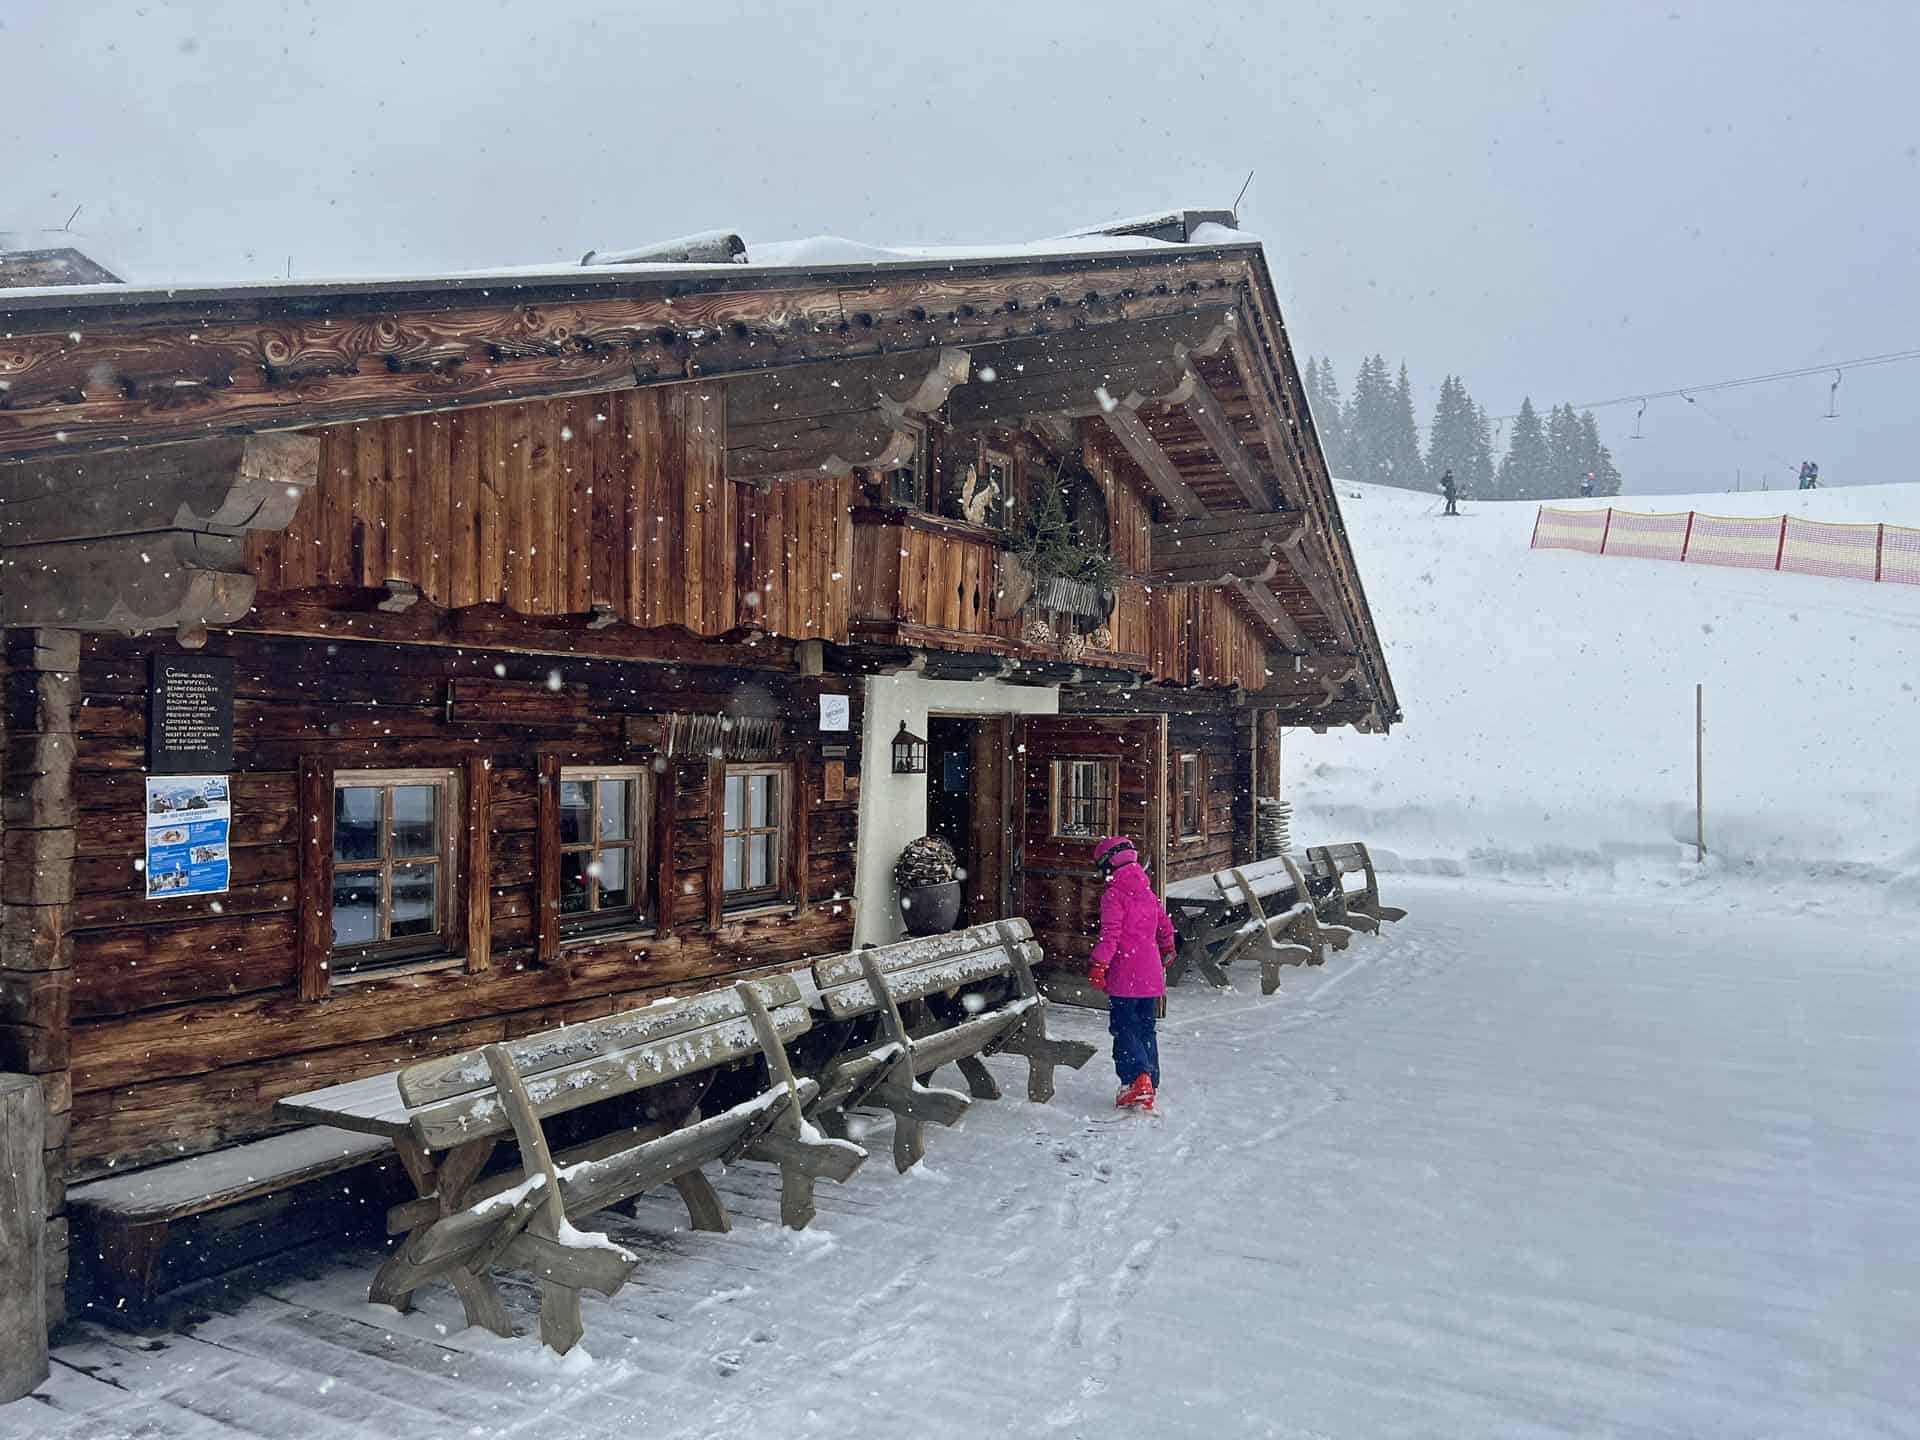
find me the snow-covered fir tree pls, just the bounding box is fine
[1425,375,1479,496]
[1578,410,1623,495]
[1496,397,1550,499]
[1386,363,1428,491]
[1305,356,1351,477]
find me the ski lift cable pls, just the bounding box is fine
[1488,345,1920,422]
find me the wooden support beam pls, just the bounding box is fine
[1179,360,1273,510]
[1224,333,1311,510]
[1277,533,1357,653]
[0,432,321,638]
[1101,404,1205,519]
[949,306,1237,429]
[725,348,969,484]
[1228,579,1310,656]
[1148,513,1306,583]
[0,433,319,545]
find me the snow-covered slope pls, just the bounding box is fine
[1290,482,1920,896]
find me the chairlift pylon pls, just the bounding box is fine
[1632,398,1647,439]
[1826,369,1841,419]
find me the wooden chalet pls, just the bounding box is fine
[0,212,1397,1325]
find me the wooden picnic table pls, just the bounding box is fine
[1164,872,1241,988]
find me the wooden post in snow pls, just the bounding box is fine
[0,1073,48,1401]
[1695,683,1706,864]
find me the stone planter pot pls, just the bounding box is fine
[899,880,962,936]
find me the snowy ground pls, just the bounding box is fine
[1291,482,1920,894]
[9,878,1916,1439]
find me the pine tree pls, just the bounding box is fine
[1346,355,1396,489]
[1545,402,1585,497]
[1425,375,1478,498]
[1305,357,1350,477]
[1468,401,1496,498]
[1386,363,1427,491]
[1578,410,1623,495]
[1497,397,1550,500]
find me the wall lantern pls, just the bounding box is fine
[891,720,928,775]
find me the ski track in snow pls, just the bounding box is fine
[8,880,1918,1438]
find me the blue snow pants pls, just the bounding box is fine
[1108,995,1161,1087]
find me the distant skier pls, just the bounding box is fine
[1579,472,1595,499]
[1798,460,1821,490]
[1439,467,1458,516]
[1087,835,1175,1112]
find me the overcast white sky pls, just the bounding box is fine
[3,0,1916,494]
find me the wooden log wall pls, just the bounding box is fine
[62,631,861,1179]
[1144,585,1267,690]
[247,389,855,644]
[1163,712,1240,882]
[1081,432,1153,577]
[0,628,77,1328]
[741,472,855,641]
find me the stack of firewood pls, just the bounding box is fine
[1257,798,1293,858]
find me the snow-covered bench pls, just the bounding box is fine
[277,977,863,1354]
[1304,842,1407,934]
[804,921,1097,1171]
[1166,854,1351,994]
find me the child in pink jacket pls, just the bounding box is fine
[1087,835,1175,1110]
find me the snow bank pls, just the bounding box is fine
[1290,482,1920,897]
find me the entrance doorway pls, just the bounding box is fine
[925,715,1011,927]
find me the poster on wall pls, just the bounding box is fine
[144,775,232,899]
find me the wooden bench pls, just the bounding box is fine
[67,1126,403,1314]
[1167,854,1351,995]
[803,920,1097,1172]
[1304,842,1407,934]
[277,976,863,1354]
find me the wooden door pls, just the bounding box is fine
[1013,713,1167,980]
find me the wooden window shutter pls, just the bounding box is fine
[788,751,811,911]
[296,754,336,1000]
[705,759,727,931]
[535,752,562,965]
[654,761,677,938]
[465,754,492,972]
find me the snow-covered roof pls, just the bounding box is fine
[0,217,1264,313]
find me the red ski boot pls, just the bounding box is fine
[1115,1074,1156,1111]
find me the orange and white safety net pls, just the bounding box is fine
[1531,506,1920,588]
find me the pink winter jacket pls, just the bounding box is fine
[1090,857,1176,998]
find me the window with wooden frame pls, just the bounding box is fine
[1051,759,1117,840]
[720,763,789,908]
[329,768,461,976]
[1177,752,1206,840]
[883,421,929,510]
[558,766,651,932]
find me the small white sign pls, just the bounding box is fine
[818,693,850,732]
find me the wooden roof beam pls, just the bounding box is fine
[1276,532,1358,654]
[0,432,321,643]
[948,305,1237,430]
[1100,403,1206,519]
[725,348,968,485]
[1227,578,1311,656]
[1177,358,1274,510]
[1148,512,1303,584]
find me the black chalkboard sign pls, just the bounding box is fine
[148,655,235,774]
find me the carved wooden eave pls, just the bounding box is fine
[1148,512,1304,585]
[0,432,318,643]
[944,306,1236,428]
[0,251,1251,465]
[724,348,970,485]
